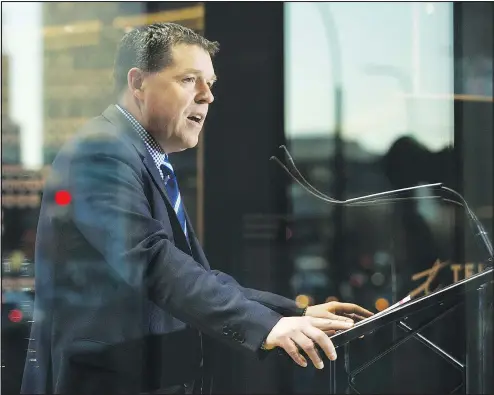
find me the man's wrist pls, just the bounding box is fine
[302,306,308,316]
[259,308,308,350]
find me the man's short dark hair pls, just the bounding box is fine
[113,22,219,94]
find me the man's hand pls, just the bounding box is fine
[305,302,374,324]
[264,316,353,369]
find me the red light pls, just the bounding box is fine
[55,190,71,205]
[8,309,23,323]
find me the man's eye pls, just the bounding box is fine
[183,77,196,83]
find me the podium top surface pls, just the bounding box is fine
[330,266,493,348]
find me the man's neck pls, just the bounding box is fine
[116,95,171,155]
[118,95,145,128]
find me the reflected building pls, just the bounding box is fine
[2,54,21,165]
[42,2,131,164]
[1,54,37,395]
[1,53,43,245]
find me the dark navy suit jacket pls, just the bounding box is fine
[21,105,303,394]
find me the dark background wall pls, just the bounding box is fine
[455,3,493,393]
[203,3,292,393]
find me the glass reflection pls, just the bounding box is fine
[284,2,492,393]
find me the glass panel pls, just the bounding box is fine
[285,0,455,315]
[284,2,492,393]
[1,3,205,393]
[1,2,491,394]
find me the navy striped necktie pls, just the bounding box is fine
[150,159,206,373]
[160,159,188,239]
[149,160,190,333]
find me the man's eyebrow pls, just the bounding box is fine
[183,68,217,83]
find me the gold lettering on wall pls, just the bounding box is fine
[451,263,462,283]
[410,260,487,298]
[409,259,449,298]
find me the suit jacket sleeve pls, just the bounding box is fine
[211,270,305,317]
[67,132,282,355]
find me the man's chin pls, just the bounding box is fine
[167,130,200,153]
[174,139,199,152]
[184,134,200,149]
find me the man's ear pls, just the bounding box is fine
[127,68,145,100]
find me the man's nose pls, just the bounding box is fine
[196,83,214,104]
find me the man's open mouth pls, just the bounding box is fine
[187,115,203,124]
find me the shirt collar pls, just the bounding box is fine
[115,105,170,177]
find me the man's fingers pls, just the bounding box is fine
[328,312,354,323]
[343,313,367,322]
[302,326,337,362]
[354,305,374,317]
[335,303,374,318]
[282,338,308,368]
[310,317,354,331]
[292,332,325,369]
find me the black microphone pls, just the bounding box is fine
[271,145,493,265]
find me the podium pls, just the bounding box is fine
[327,266,493,394]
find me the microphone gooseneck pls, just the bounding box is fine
[271,145,493,265]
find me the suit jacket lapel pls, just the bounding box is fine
[102,105,192,255]
[182,207,203,261]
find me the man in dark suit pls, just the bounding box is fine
[21,23,372,394]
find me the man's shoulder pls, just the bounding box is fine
[74,114,125,149]
[57,112,139,164]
